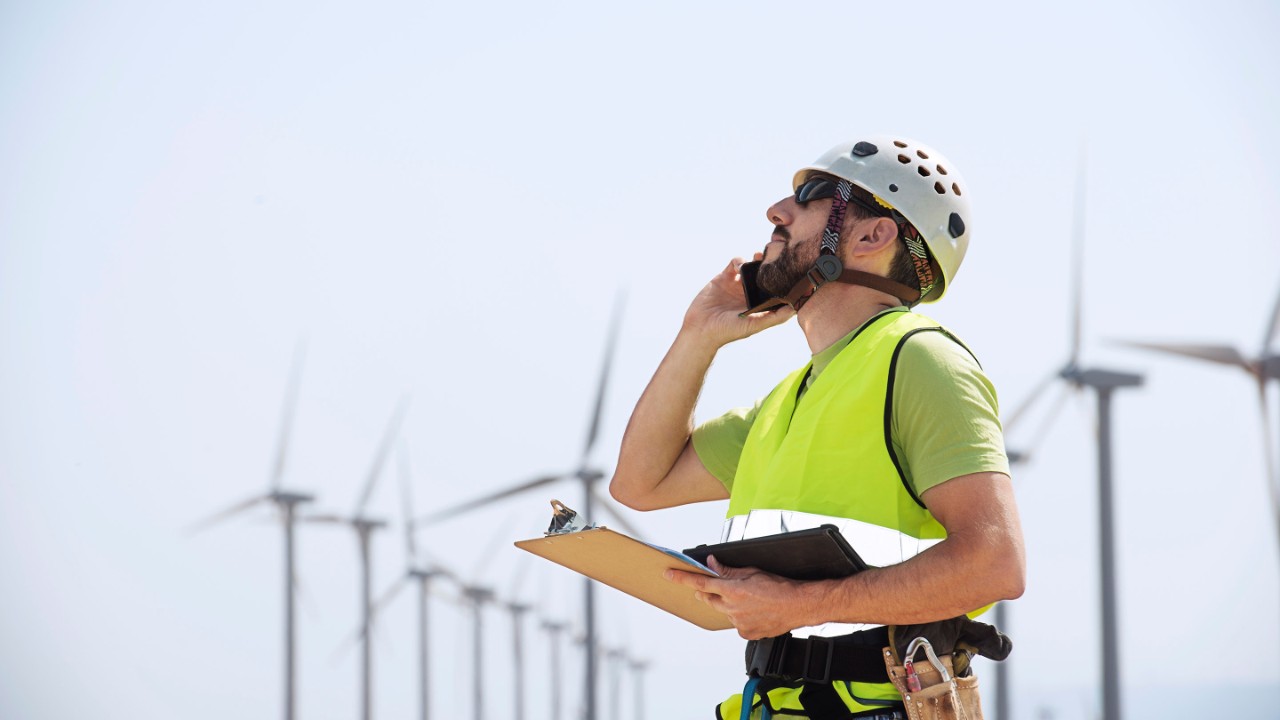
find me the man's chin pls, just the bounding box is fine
[756,270,799,299]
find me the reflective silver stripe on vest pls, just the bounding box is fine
[719,510,943,638]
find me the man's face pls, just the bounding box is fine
[757,176,837,297]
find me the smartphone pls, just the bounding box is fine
[738,260,786,315]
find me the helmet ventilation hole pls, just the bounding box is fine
[889,183,899,192]
[917,166,931,177]
[933,182,946,194]
[893,140,908,148]
[916,149,929,159]
[952,183,962,196]
[897,154,911,164]
[936,165,948,175]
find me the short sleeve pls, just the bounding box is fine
[890,330,1010,498]
[690,400,763,493]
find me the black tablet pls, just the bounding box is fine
[681,525,869,581]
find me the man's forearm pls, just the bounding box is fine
[673,472,1026,638]
[809,526,1025,627]
[610,329,720,509]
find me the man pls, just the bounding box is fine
[610,136,1026,719]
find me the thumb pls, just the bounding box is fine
[707,555,744,578]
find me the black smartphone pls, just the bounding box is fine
[738,260,785,315]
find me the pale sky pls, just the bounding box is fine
[2,1,1279,719]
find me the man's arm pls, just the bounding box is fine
[666,470,1026,639]
[610,257,793,511]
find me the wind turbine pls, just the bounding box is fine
[540,618,569,720]
[1114,285,1280,565]
[999,152,1142,720]
[627,657,649,720]
[503,600,532,720]
[413,294,642,720]
[461,584,496,720]
[189,340,314,720]
[346,440,454,720]
[604,646,626,720]
[303,396,410,720]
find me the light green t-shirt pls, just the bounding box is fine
[691,308,1009,499]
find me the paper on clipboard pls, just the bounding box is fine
[514,527,734,631]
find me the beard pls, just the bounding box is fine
[756,232,817,298]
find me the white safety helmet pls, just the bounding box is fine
[794,136,972,303]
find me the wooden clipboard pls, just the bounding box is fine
[514,528,733,631]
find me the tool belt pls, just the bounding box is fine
[880,618,1012,720]
[744,627,892,684]
[742,618,1010,720]
[882,644,978,720]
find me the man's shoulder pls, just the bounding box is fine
[894,323,982,375]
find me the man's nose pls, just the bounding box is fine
[766,196,796,226]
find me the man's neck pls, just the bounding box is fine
[796,283,903,355]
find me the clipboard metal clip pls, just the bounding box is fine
[545,499,592,535]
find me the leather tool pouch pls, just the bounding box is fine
[882,649,983,720]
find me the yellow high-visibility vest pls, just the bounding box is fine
[718,310,969,720]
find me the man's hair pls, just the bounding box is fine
[844,188,923,292]
[888,242,923,292]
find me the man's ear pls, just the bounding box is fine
[847,217,900,257]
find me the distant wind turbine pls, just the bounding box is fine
[414,293,642,720]
[627,657,649,720]
[540,618,569,720]
[1114,284,1280,565]
[504,601,532,720]
[189,340,314,720]
[343,440,454,720]
[461,584,496,720]
[303,396,410,720]
[1000,150,1142,720]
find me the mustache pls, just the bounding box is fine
[770,226,790,242]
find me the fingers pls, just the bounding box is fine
[744,305,796,331]
[664,567,716,592]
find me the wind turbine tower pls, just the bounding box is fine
[414,294,641,720]
[303,396,410,720]
[1000,154,1142,720]
[190,341,315,720]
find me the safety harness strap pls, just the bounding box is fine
[745,629,892,684]
[799,682,854,720]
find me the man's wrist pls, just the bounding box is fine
[672,325,724,360]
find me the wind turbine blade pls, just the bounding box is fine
[1263,283,1280,354]
[591,486,645,540]
[507,553,534,599]
[414,474,565,525]
[270,339,308,492]
[1069,144,1087,368]
[298,513,350,525]
[330,575,411,663]
[397,439,418,563]
[1007,383,1071,467]
[581,292,626,468]
[354,395,412,518]
[470,509,522,583]
[1114,340,1250,371]
[186,494,268,535]
[1001,369,1062,438]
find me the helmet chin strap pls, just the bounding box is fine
[784,180,921,311]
